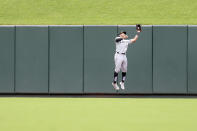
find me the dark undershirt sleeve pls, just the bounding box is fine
[115,37,123,42]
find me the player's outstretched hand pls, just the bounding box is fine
[136,24,142,32]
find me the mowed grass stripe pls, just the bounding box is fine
[0,0,197,25]
[0,98,197,131]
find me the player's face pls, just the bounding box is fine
[120,33,128,39]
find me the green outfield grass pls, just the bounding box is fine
[0,0,197,25]
[0,97,197,131]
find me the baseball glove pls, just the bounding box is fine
[136,24,142,32]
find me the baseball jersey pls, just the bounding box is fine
[115,37,132,53]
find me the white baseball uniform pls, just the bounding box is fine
[114,37,133,73]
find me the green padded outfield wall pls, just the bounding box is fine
[49,26,83,93]
[1,25,197,94]
[0,26,15,93]
[188,25,197,94]
[153,25,187,94]
[84,26,117,93]
[15,26,48,93]
[118,25,152,94]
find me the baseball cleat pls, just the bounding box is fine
[120,81,125,90]
[112,82,119,90]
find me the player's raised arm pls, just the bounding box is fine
[130,31,140,43]
[130,24,142,43]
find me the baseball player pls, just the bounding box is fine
[112,24,142,90]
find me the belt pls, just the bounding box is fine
[116,52,126,55]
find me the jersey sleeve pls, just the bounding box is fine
[115,37,123,42]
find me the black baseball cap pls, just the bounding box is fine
[118,31,127,35]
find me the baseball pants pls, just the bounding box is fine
[114,53,127,73]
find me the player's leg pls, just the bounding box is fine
[112,54,122,90]
[120,55,128,90]
[121,55,128,82]
[113,54,122,83]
